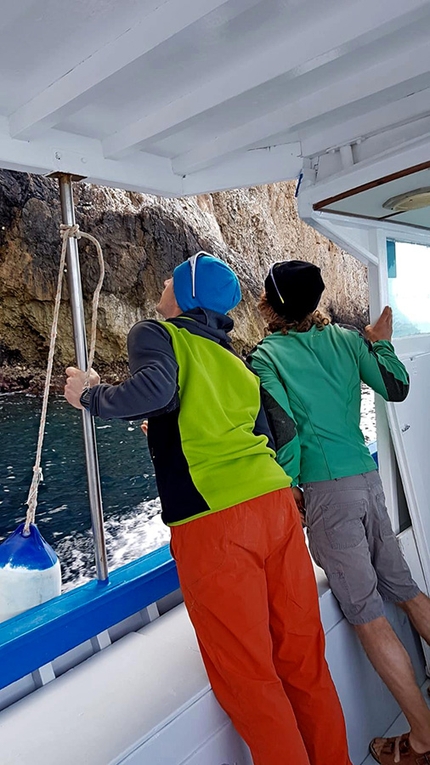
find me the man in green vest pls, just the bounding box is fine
[65,252,351,765]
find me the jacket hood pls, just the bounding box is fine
[168,308,234,346]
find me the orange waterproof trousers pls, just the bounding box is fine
[170,488,352,765]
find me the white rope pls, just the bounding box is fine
[24,224,105,534]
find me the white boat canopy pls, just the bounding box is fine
[1,0,430,215]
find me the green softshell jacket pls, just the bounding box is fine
[249,323,409,486]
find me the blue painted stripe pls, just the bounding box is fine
[386,240,397,279]
[368,440,378,467]
[0,544,179,690]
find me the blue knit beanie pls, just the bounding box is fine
[173,252,241,314]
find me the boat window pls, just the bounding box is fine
[387,240,430,338]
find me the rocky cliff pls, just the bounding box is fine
[0,171,368,392]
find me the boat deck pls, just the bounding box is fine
[361,683,430,765]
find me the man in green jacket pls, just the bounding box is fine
[249,260,430,765]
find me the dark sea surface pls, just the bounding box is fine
[0,389,376,591]
[0,393,170,590]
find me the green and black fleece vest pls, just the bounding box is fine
[88,308,289,525]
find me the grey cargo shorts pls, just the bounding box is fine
[302,471,420,625]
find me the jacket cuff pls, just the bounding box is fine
[79,387,92,411]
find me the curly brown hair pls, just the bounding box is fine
[258,293,330,335]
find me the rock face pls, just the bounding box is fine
[0,171,368,391]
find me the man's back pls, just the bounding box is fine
[147,314,289,524]
[64,254,354,765]
[250,323,408,484]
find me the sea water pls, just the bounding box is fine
[0,393,170,590]
[0,389,376,591]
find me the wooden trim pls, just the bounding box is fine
[318,206,430,232]
[313,160,430,211]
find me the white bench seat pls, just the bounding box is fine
[0,605,250,765]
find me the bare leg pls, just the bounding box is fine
[355,616,430,753]
[398,592,430,645]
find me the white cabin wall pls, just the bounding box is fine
[367,229,402,534]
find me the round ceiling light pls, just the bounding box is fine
[383,187,430,212]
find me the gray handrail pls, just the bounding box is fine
[58,174,108,582]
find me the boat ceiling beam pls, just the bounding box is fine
[102,0,427,160]
[180,143,303,195]
[0,118,183,195]
[8,0,233,141]
[301,90,430,160]
[1,0,430,198]
[172,38,430,177]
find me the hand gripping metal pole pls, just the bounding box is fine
[58,174,109,582]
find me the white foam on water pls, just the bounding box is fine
[360,385,376,444]
[58,497,170,592]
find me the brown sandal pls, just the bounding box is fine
[370,733,430,764]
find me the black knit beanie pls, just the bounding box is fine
[264,260,325,322]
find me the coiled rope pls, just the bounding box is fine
[24,224,105,534]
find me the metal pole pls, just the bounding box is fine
[58,174,109,582]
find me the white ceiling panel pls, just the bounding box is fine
[1,0,430,202]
